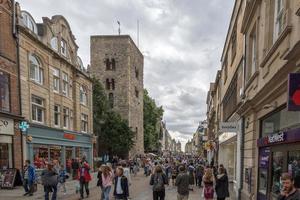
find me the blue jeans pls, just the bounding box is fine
[23,179,33,194]
[103,186,111,200]
[44,185,57,200]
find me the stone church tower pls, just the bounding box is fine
[90,35,144,156]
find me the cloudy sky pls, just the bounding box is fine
[20,0,234,148]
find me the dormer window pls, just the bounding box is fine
[50,37,58,51]
[61,39,67,57]
[77,56,84,70]
[21,11,37,34]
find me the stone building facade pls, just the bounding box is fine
[0,0,23,170]
[16,5,94,169]
[90,35,144,156]
[206,0,300,199]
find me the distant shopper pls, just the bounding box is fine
[188,163,195,191]
[278,173,300,200]
[72,158,79,179]
[41,162,58,200]
[113,167,129,200]
[121,162,132,186]
[202,168,215,200]
[171,163,178,186]
[78,161,92,199]
[175,165,190,200]
[58,165,67,195]
[150,165,168,200]
[215,167,229,200]
[23,160,36,196]
[102,165,114,200]
[97,165,104,199]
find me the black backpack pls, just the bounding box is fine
[153,174,165,191]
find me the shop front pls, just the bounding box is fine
[26,125,93,172]
[0,117,15,169]
[257,107,300,200]
[218,132,237,182]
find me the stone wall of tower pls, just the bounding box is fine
[90,35,144,156]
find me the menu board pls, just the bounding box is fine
[0,169,16,189]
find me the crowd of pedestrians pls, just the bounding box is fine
[19,154,300,200]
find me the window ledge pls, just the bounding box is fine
[32,120,44,125]
[245,71,259,91]
[260,26,292,68]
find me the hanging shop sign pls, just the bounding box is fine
[219,122,239,132]
[288,73,300,111]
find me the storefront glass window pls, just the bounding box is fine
[33,145,48,169]
[271,151,284,197]
[288,150,300,188]
[0,143,12,169]
[50,146,61,164]
[66,147,73,173]
[262,107,300,137]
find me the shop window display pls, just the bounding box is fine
[288,150,300,188]
[33,145,48,169]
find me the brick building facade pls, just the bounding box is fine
[90,35,144,157]
[0,0,23,170]
[16,4,94,169]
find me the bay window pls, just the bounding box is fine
[54,105,60,127]
[0,71,10,112]
[53,68,60,93]
[63,107,69,129]
[80,85,87,105]
[62,72,69,96]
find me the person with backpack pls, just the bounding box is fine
[202,168,215,200]
[175,165,190,200]
[215,166,229,200]
[41,162,59,200]
[113,167,129,200]
[150,165,168,200]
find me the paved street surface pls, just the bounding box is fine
[0,171,235,200]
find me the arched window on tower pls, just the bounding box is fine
[105,58,110,70]
[111,59,116,71]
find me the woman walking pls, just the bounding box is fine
[78,161,92,200]
[188,163,195,191]
[113,167,129,200]
[102,165,114,200]
[150,165,168,200]
[202,168,215,200]
[215,167,229,200]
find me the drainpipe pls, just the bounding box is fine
[238,117,245,199]
[13,1,24,167]
[238,29,247,200]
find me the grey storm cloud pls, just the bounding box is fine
[19,0,234,148]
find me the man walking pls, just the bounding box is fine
[23,160,36,196]
[175,165,190,200]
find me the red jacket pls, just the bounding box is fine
[77,162,92,182]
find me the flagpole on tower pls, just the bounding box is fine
[117,21,121,35]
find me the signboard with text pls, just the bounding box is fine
[0,117,14,135]
[219,122,239,132]
[288,73,300,111]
